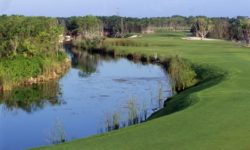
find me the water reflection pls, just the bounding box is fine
[0,47,171,150]
[0,82,64,113]
[71,50,98,78]
[70,47,118,78]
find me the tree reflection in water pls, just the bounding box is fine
[70,47,117,78]
[72,50,98,78]
[0,81,64,113]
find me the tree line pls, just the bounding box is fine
[191,16,250,43]
[63,15,250,44]
[63,15,191,38]
[1,15,249,58]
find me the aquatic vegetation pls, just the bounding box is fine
[127,97,139,125]
[104,111,120,132]
[157,83,164,108]
[112,112,120,130]
[47,119,67,145]
[166,56,198,92]
[141,102,148,121]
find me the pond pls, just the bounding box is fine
[0,47,172,150]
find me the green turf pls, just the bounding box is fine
[36,32,250,150]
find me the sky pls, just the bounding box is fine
[0,0,249,18]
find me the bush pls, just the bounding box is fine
[0,54,66,90]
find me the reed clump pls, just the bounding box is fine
[163,55,198,92]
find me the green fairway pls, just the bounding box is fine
[37,32,250,150]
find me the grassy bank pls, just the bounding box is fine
[0,52,70,91]
[36,32,250,150]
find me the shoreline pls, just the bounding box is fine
[34,32,239,150]
[34,45,220,150]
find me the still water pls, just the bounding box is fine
[0,48,171,150]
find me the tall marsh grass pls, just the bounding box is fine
[158,83,164,108]
[127,97,139,125]
[104,39,149,47]
[47,119,67,144]
[163,56,198,92]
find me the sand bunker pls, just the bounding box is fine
[182,37,218,41]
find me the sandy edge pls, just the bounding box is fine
[182,37,219,41]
